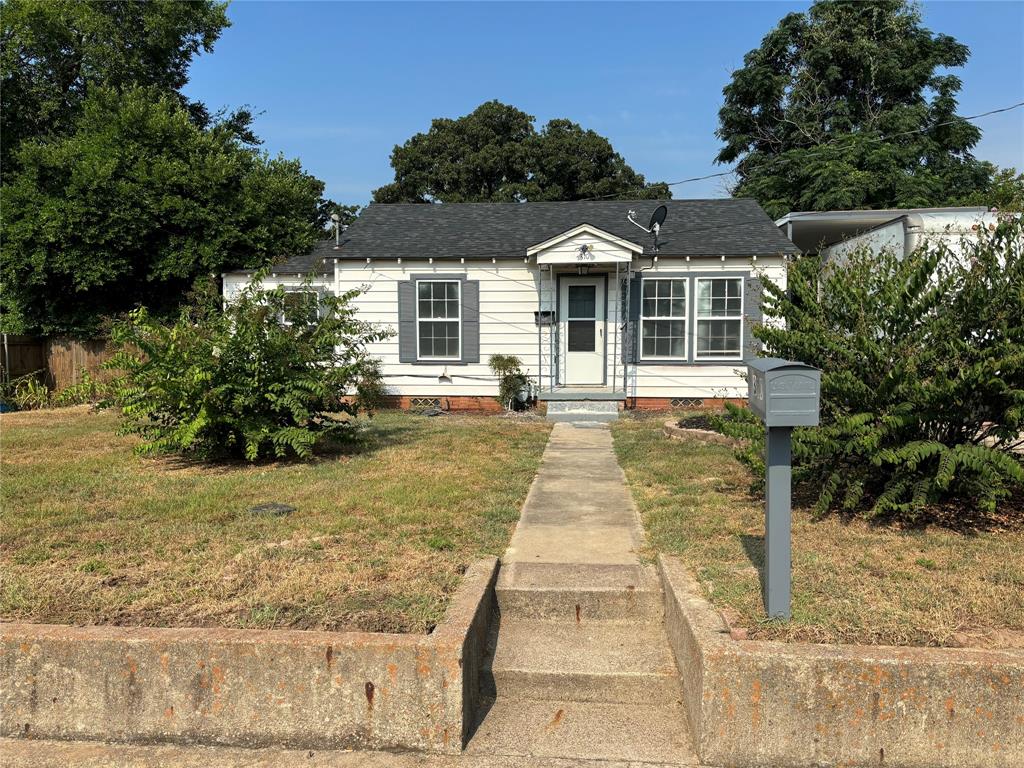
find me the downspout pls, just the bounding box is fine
[903,214,925,258]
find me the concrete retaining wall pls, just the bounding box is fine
[1,558,498,754]
[658,555,1024,768]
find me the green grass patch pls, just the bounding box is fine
[612,415,1024,648]
[1,407,550,633]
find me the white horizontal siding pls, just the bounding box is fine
[222,273,331,301]
[223,254,787,400]
[338,260,542,396]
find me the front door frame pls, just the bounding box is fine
[555,272,608,387]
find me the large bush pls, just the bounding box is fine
[719,218,1024,519]
[107,275,389,461]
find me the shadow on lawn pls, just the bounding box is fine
[150,417,421,474]
[739,533,765,588]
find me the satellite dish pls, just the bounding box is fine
[627,205,668,253]
[648,205,668,232]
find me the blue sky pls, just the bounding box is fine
[183,1,1024,206]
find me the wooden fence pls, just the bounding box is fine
[1,335,114,390]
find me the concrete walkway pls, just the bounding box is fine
[467,423,698,765]
[503,423,645,566]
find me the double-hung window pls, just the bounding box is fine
[416,280,461,360]
[640,278,687,360]
[694,277,743,360]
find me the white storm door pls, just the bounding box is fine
[560,277,605,385]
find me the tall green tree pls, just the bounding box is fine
[1,0,330,336]
[0,0,229,170]
[373,100,668,203]
[2,87,324,336]
[715,0,997,219]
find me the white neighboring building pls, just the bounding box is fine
[223,199,798,411]
[775,206,999,265]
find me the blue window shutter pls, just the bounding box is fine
[744,275,763,360]
[398,280,416,362]
[462,280,480,363]
[623,276,642,363]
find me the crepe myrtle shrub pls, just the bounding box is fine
[489,354,529,411]
[106,273,391,461]
[714,217,1024,520]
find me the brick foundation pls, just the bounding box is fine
[376,395,744,413]
[381,395,504,413]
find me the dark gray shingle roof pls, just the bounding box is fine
[333,199,798,261]
[271,240,338,274]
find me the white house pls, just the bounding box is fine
[223,200,798,413]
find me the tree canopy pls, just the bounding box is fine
[373,101,669,203]
[715,0,999,219]
[0,0,229,170]
[1,0,329,336]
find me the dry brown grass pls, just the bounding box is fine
[1,407,551,634]
[612,414,1024,648]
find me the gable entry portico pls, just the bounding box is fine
[528,224,643,398]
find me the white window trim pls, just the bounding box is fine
[280,288,322,326]
[415,279,462,361]
[693,277,744,362]
[639,277,688,361]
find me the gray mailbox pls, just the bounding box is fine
[747,358,821,621]
[748,358,821,427]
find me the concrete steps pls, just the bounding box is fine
[482,618,681,704]
[545,400,620,423]
[472,562,695,764]
[466,698,697,764]
[496,562,663,622]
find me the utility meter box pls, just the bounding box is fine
[747,358,821,427]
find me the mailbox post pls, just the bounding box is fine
[747,358,821,620]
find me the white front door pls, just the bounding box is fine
[560,276,605,385]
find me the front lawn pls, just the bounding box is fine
[612,415,1024,648]
[1,408,550,633]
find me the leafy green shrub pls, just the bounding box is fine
[53,369,109,407]
[1,371,51,410]
[722,218,1024,519]
[107,273,390,461]
[489,354,529,411]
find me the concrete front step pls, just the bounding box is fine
[483,618,681,704]
[466,698,698,765]
[545,400,621,423]
[496,563,663,621]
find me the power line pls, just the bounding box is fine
[584,100,1024,201]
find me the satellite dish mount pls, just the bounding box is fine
[627,205,668,253]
